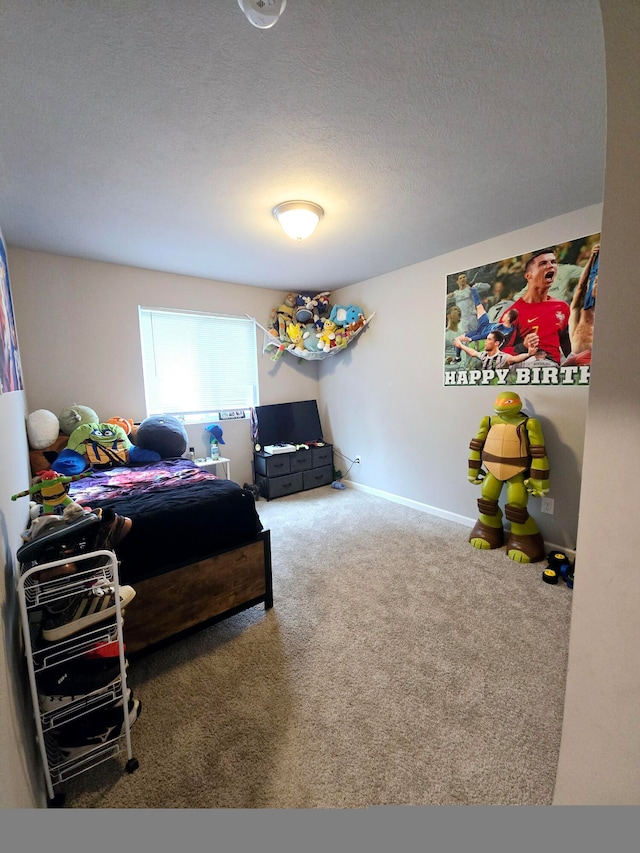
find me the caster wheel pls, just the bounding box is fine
[547,551,570,569]
[126,757,139,773]
[542,567,559,584]
[48,791,65,808]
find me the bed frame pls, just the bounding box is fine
[123,529,273,656]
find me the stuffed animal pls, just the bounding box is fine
[11,470,93,515]
[135,415,188,459]
[302,323,322,352]
[345,313,366,337]
[312,292,331,329]
[293,293,317,325]
[270,292,297,340]
[317,318,338,352]
[58,405,99,436]
[330,304,365,328]
[286,321,306,353]
[106,416,134,437]
[65,422,160,469]
[334,328,348,349]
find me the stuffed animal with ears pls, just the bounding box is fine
[302,323,322,352]
[346,313,366,337]
[329,304,365,328]
[312,292,332,330]
[293,293,317,325]
[286,321,306,353]
[270,293,297,340]
[58,405,100,436]
[317,318,338,352]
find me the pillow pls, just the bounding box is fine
[26,410,60,450]
[135,415,188,458]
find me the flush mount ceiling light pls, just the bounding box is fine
[238,0,287,30]
[272,201,324,241]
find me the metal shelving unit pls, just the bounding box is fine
[17,549,138,807]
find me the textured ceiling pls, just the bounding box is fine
[0,1,606,290]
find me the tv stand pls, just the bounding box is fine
[253,444,333,500]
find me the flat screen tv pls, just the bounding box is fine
[255,400,324,447]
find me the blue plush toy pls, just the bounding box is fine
[329,304,365,327]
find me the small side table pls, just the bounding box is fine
[194,456,231,480]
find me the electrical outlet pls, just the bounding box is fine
[541,497,554,514]
[354,455,361,464]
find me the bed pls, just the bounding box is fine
[28,445,273,656]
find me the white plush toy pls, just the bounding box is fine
[26,409,60,450]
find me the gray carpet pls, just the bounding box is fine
[62,486,572,808]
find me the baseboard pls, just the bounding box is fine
[347,482,576,562]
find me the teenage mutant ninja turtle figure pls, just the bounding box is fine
[467,391,549,563]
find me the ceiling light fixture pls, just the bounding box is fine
[238,0,287,30]
[272,200,324,241]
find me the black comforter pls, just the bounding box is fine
[68,459,263,584]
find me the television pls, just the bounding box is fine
[255,399,324,447]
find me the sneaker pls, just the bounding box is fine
[52,696,141,762]
[38,670,126,713]
[36,656,123,702]
[90,509,132,552]
[40,584,136,642]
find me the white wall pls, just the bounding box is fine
[0,241,46,807]
[553,0,640,804]
[323,205,602,551]
[8,252,321,489]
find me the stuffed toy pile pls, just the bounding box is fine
[25,405,162,477]
[266,291,367,359]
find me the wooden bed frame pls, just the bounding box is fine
[122,529,273,656]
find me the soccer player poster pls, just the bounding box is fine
[444,233,600,387]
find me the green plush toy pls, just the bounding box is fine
[67,422,131,467]
[65,422,161,469]
[59,404,99,436]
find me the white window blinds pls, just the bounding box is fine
[138,307,258,417]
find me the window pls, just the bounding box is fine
[138,307,258,420]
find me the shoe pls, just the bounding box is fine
[38,670,127,713]
[52,696,141,762]
[36,658,128,711]
[36,656,123,703]
[90,509,133,552]
[40,583,136,642]
[17,511,101,565]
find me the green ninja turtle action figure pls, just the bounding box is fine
[467,391,549,563]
